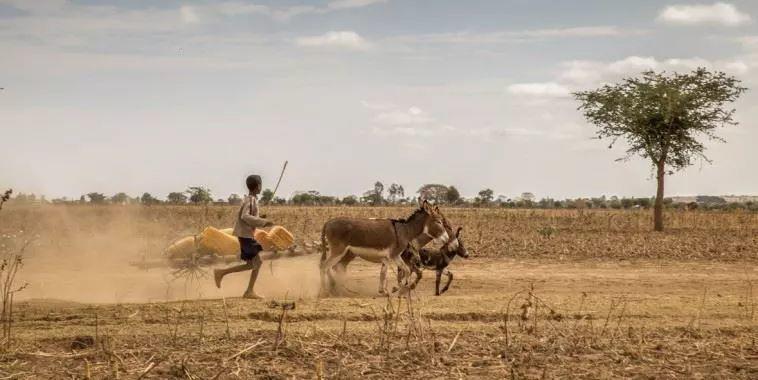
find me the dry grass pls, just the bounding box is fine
[3,205,757,262]
[0,205,756,378]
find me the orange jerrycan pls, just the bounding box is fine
[199,227,240,257]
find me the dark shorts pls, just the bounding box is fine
[238,237,262,261]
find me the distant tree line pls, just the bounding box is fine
[7,182,758,212]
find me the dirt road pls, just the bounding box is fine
[5,257,757,378]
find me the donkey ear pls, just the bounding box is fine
[456,227,463,237]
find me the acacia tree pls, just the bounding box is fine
[446,186,461,204]
[260,189,274,204]
[417,184,449,204]
[141,192,159,205]
[111,192,129,204]
[167,192,187,204]
[361,181,385,206]
[575,68,746,231]
[387,183,405,203]
[373,181,384,201]
[186,186,212,204]
[227,193,242,205]
[86,192,107,204]
[476,189,494,206]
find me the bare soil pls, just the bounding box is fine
[3,256,757,379]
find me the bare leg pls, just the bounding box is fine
[242,255,263,299]
[214,261,254,288]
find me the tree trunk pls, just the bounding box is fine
[654,160,666,232]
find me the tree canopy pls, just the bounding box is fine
[86,192,106,204]
[111,192,129,204]
[186,187,212,204]
[575,68,746,231]
[260,189,274,204]
[167,192,188,204]
[575,68,746,171]
[141,193,159,205]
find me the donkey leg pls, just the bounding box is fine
[335,252,354,277]
[320,244,348,297]
[440,269,453,295]
[393,254,411,293]
[410,266,423,290]
[333,252,353,286]
[379,262,389,295]
[434,270,442,296]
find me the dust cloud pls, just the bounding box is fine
[13,206,328,303]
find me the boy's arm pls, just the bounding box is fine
[241,197,272,228]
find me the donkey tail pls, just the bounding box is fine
[319,222,328,267]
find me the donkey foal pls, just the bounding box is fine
[401,227,469,296]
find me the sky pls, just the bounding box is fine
[1,0,758,201]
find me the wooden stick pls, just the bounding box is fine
[137,361,158,379]
[270,160,288,200]
[447,330,462,353]
[226,339,265,361]
[19,351,95,359]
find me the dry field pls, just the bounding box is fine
[0,205,757,378]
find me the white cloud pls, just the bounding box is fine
[175,2,318,23]
[328,0,388,10]
[365,101,569,141]
[0,0,66,13]
[507,82,571,97]
[461,126,574,141]
[391,26,645,45]
[367,103,449,137]
[269,5,321,21]
[724,60,750,74]
[360,100,395,111]
[607,56,659,73]
[559,56,751,88]
[737,35,758,48]
[658,2,751,26]
[559,57,660,85]
[374,106,433,126]
[175,1,385,22]
[515,26,639,39]
[373,126,436,137]
[506,55,753,109]
[180,6,200,24]
[296,31,369,50]
[215,2,270,16]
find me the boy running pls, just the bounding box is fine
[214,174,273,299]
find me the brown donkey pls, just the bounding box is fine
[401,226,469,295]
[319,201,450,296]
[334,208,459,294]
